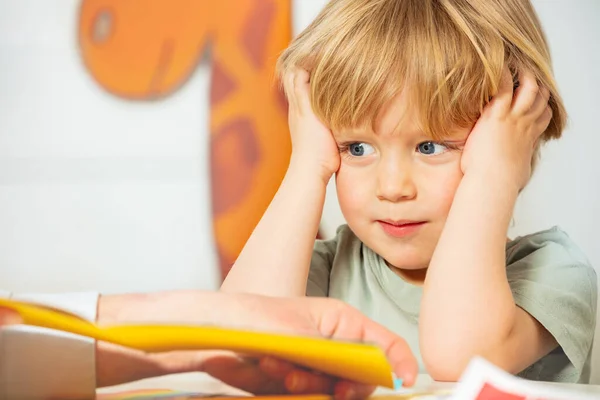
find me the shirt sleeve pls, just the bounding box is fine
[0,291,100,400]
[306,230,340,297]
[506,230,597,383]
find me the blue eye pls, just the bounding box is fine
[417,141,448,155]
[348,143,375,157]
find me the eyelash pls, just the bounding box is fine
[337,143,353,153]
[424,141,464,152]
[337,141,465,155]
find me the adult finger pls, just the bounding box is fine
[334,381,376,400]
[202,352,286,394]
[285,368,336,394]
[0,307,22,326]
[259,356,296,379]
[313,300,418,387]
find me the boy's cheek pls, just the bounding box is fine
[421,164,463,209]
[335,170,371,209]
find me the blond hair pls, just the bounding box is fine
[277,0,566,149]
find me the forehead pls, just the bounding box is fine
[334,90,423,139]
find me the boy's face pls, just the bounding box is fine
[334,90,469,273]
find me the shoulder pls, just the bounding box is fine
[314,224,362,254]
[308,225,363,296]
[506,227,597,382]
[506,226,596,291]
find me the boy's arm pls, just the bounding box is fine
[420,69,557,381]
[221,69,340,296]
[420,173,557,381]
[220,164,327,296]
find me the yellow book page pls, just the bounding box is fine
[0,298,394,388]
[97,391,451,399]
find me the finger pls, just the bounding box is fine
[202,353,286,394]
[259,356,296,379]
[340,307,418,386]
[511,69,539,115]
[492,66,515,114]
[0,307,22,326]
[333,381,375,400]
[534,105,553,136]
[313,300,418,387]
[285,368,336,394]
[529,86,551,118]
[293,68,312,115]
[284,71,297,110]
[381,332,418,387]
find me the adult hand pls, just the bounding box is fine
[0,306,22,326]
[97,291,418,400]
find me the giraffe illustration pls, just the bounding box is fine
[78,0,292,280]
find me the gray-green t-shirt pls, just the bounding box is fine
[307,224,597,383]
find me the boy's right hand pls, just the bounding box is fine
[284,69,340,184]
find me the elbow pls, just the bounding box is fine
[420,336,497,382]
[421,339,515,382]
[425,363,464,382]
[421,334,471,382]
[422,348,466,382]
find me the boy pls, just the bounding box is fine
[222,0,597,384]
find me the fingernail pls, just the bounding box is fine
[393,377,404,390]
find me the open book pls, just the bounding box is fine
[0,297,395,388]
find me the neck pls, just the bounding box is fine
[386,261,427,286]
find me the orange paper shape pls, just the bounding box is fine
[78,0,292,279]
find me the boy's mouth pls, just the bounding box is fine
[377,220,426,238]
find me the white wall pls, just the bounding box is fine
[0,0,219,293]
[1,0,599,381]
[0,0,333,295]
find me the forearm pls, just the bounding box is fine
[221,159,328,296]
[420,172,519,379]
[95,292,217,387]
[96,293,180,387]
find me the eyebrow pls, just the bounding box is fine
[333,127,373,140]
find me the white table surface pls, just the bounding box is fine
[97,372,600,398]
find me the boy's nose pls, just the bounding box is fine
[376,162,417,202]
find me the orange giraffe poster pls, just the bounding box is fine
[78,0,292,280]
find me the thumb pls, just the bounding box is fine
[311,299,418,387]
[0,307,22,326]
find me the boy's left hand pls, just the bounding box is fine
[461,67,553,192]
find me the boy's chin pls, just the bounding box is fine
[381,250,431,271]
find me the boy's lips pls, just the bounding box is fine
[377,220,426,238]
